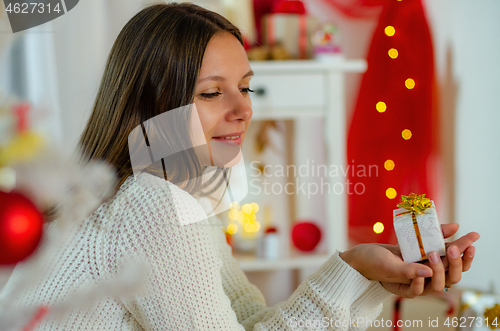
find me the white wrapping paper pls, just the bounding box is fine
[393,201,446,263]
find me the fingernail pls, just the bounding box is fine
[417,269,432,277]
[429,252,440,264]
[468,247,475,258]
[449,246,459,259]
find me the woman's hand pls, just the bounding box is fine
[339,223,479,298]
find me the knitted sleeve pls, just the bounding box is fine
[209,213,392,330]
[104,175,391,330]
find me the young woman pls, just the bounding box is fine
[1,3,478,330]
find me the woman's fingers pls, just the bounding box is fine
[393,262,432,285]
[445,245,462,286]
[426,251,446,293]
[407,277,426,298]
[383,278,426,298]
[446,232,480,252]
[382,239,477,298]
[462,246,475,271]
[441,223,459,239]
[441,232,480,269]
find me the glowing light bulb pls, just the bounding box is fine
[386,188,397,199]
[244,222,256,233]
[228,210,239,221]
[242,203,253,214]
[405,78,415,89]
[388,48,398,59]
[402,129,412,140]
[237,211,245,222]
[373,222,385,234]
[227,223,238,234]
[251,202,259,213]
[376,101,387,113]
[384,159,395,171]
[385,26,395,37]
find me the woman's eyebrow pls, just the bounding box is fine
[243,70,254,79]
[198,75,225,83]
[198,70,254,83]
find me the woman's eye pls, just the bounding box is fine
[240,88,255,95]
[200,92,222,99]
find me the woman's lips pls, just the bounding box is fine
[212,135,242,145]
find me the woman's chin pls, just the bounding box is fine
[210,142,242,168]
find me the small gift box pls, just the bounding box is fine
[393,193,446,263]
[261,13,318,59]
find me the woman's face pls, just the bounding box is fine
[193,32,253,167]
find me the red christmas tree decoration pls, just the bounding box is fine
[347,0,438,244]
[292,221,322,252]
[0,191,44,265]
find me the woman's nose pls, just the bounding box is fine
[226,93,252,122]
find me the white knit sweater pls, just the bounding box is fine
[1,173,391,330]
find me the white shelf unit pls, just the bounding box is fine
[237,59,367,272]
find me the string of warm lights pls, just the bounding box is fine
[348,0,434,244]
[372,17,415,235]
[226,202,261,238]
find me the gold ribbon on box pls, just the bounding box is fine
[396,193,433,260]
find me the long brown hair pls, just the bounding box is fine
[79,3,243,192]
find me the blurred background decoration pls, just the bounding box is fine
[0,190,44,266]
[260,0,318,60]
[291,221,322,252]
[0,88,143,331]
[346,0,437,245]
[459,291,500,331]
[225,201,262,253]
[0,99,47,267]
[0,0,499,314]
[311,23,343,61]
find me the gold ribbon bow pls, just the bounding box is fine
[397,193,432,214]
[396,193,433,260]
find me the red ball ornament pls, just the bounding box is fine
[291,221,322,252]
[0,191,44,265]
